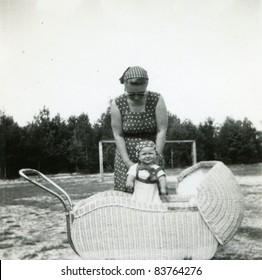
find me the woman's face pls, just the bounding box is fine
[125,80,148,102]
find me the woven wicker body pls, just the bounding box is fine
[70,161,244,259]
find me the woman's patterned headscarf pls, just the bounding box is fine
[119,66,148,84]
[136,140,156,158]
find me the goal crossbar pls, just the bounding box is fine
[99,140,197,181]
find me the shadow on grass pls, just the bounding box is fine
[237,226,262,240]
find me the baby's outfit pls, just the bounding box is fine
[127,163,166,204]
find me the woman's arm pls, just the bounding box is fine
[111,100,134,169]
[155,95,168,155]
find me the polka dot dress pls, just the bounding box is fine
[114,91,160,193]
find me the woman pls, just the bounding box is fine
[111,66,168,193]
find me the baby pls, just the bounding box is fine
[126,140,168,204]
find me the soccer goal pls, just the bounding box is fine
[99,140,197,181]
[165,140,197,167]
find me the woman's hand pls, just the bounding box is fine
[155,153,165,166]
[125,160,135,169]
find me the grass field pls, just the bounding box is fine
[0,163,261,260]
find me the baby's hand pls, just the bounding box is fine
[160,188,168,195]
[126,181,134,188]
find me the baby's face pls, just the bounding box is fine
[138,146,156,164]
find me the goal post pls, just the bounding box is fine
[99,140,197,181]
[165,140,197,168]
[99,140,116,182]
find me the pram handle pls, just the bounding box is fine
[19,169,73,212]
[19,168,81,256]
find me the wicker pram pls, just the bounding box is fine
[19,161,244,260]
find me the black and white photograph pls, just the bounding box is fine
[0,0,261,268]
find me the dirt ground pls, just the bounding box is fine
[0,164,261,260]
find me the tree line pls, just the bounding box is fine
[0,106,261,178]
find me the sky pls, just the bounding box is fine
[0,0,262,130]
